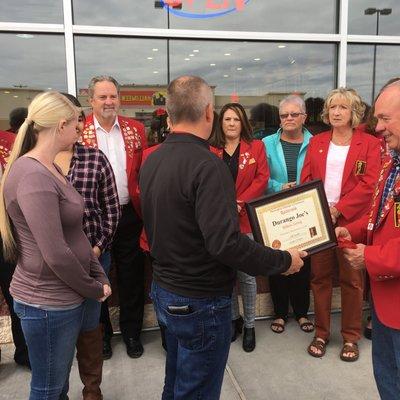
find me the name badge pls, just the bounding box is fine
[355,160,366,175]
[395,202,400,228]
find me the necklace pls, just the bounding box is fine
[332,134,352,146]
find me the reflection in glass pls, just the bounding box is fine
[72,0,335,33]
[347,44,400,105]
[0,33,67,130]
[74,36,335,138]
[72,0,167,28]
[348,0,399,36]
[0,0,62,23]
[168,0,337,33]
[170,40,335,135]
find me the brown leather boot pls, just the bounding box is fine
[76,326,104,400]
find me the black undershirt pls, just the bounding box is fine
[223,144,240,183]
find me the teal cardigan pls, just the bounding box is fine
[262,128,313,193]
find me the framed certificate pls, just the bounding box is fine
[245,180,337,256]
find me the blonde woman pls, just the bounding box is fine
[0,91,111,400]
[301,88,381,361]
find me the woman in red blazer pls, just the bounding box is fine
[209,103,269,352]
[301,88,381,361]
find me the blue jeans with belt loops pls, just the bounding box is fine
[151,281,232,400]
[14,300,84,400]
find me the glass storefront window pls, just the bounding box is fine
[169,0,337,33]
[72,0,336,34]
[348,0,400,36]
[170,40,335,135]
[72,0,168,28]
[75,36,335,139]
[0,0,63,23]
[0,33,67,130]
[347,44,400,105]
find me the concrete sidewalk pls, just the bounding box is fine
[0,313,379,400]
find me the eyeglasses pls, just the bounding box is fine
[279,112,304,119]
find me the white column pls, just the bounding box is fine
[337,0,349,88]
[63,0,76,95]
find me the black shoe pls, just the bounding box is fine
[231,317,244,343]
[14,351,31,369]
[102,338,112,360]
[242,327,256,352]
[364,317,372,340]
[126,338,144,358]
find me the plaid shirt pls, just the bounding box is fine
[67,143,121,251]
[377,150,400,226]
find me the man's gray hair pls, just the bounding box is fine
[279,95,306,114]
[166,76,213,124]
[88,75,120,98]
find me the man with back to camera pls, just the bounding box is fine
[81,76,147,359]
[139,75,307,400]
[337,79,400,400]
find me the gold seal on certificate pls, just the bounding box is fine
[245,180,337,256]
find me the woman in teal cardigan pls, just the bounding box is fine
[262,95,314,334]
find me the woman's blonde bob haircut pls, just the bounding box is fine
[0,91,78,261]
[321,87,366,128]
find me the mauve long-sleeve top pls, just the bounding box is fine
[4,156,109,307]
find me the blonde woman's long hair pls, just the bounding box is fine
[0,91,78,261]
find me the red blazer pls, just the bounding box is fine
[0,130,16,169]
[138,144,160,252]
[300,127,381,226]
[210,140,269,233]
[80,114,147,215]
[346,156,400,329]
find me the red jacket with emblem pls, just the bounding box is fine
[210,139,269,233]
[0,130,16,169]
[80,114,147,215]
[300,127,381,226]
[346,155,400,329]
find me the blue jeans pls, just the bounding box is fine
[14,300,84,400]
[151,281,232,400]
[81,251,111,332]
[372,306,400,400]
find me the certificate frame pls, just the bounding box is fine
[245,180,337,256]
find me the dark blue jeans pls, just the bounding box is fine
[372,306,400,400]
[81,251,111,332]
[14,300,84,400]
[151,281,232,400]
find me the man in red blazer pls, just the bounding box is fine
[81,76,147,360]
[337,81,400,399]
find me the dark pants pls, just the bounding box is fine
[103,202,145,342]
[372,305,400,400]
[0,249,28,363]
[151,281,232,400]
[269,257,311,320]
